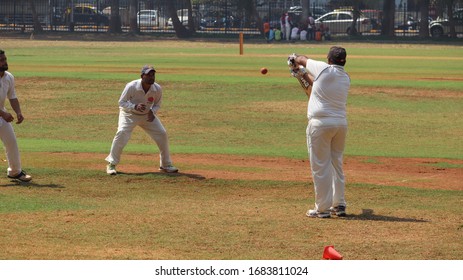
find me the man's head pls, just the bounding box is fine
[327,46,347,66]
[0,49,8,72]
[140,65,156,85]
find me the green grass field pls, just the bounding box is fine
[0,38,462,260]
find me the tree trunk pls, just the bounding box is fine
[28,0,43,33]
[447,0,456,38]
[109,0,122,33]
[349,3,360,36]
[129,0,139,33]
[381,0,395,37]
[418,0,430,38]
[186,0,195,32]
[250,1,262,34]
[166,0,191,38]
[301,0,310,26]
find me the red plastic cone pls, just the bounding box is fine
[323,245,343,260]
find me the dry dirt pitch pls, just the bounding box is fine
[76,152,462,191]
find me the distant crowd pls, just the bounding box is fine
[263,12,331,43]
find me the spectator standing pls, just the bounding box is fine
[284,13,292,41]
[280,13,286,41]
[307,13,315,40]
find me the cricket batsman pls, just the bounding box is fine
[288,46,350,218]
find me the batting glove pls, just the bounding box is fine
[287,53,298,68]
[290,65,307,78]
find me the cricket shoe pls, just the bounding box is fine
[306,209,331,218]
[106,163,117,175]
[330,205,347,217]
[8,170,32,182]
[159,165,179,173]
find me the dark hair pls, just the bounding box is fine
[0,49,4,55]
[327,46,347,66]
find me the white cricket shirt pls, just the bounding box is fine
[305,59,350,119]
[0,71,17,112]
[118,79,162,115]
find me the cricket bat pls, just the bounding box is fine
[294,66,313,97]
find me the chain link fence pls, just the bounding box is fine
[0,0,460,38]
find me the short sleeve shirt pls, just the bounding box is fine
[305,59,350,119]
[0,71,17,112]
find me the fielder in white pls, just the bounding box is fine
[0,49,32,182]
[290,47,350,218]
[105,65,178,175]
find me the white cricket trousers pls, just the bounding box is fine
[0,119,22,176]
[105,111,172,167]
[307,117,347,213]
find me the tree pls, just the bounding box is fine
[167,0,192,38]
[128,0,139,33]
[237,0,262,32]
[419,0,430,37]
[444,0,457,38]
[186,0,196,31]
[109,0,122,33]
[381,0,395,36]
[301,0,311,26]
[249,0,262,33]
[349,2,361,36]
[28,0,43,33]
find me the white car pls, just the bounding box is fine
[167,16,188,27]
[137,10,158,26]
[429,9,463,38]
[167,9,201,28]
[315,11,373,35]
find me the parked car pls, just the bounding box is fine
[361,9,382,30]
[397,15,418,30]
[137,10,158,26]
[315,11,373,35]
[65,4,109,26]
[429,9,463,37]
[200,11,241,28]
[287,5,329,19]
[167,9,201,29]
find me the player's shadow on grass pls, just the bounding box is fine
[117,171,206,180]
[345,209,429,223]
[1,180,65,189]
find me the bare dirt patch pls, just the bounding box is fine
[65,152,463,191]
[350,86,462,99]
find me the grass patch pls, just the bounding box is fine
[0,39,461,260]
[1,165,462,260]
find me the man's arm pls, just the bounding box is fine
[9,98,24,124]
[289,54,313,85]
